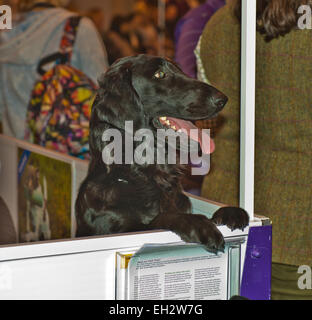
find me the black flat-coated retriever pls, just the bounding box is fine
[75,55,249,253]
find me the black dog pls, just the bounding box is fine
[75,55,249,253]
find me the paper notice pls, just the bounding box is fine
[127,244,228,300]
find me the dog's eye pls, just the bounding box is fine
[154,71,166,79]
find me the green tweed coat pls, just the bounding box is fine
[200,2,312,266]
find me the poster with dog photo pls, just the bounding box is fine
[18,148,72,243]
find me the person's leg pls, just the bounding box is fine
[271,262,312,300]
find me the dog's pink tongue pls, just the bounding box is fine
[167,117,215,154]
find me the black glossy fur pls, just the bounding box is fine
[75,55,249,253]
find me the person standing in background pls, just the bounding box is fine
[0,0,108,139]
[199,0,312,299]
[165,0,189,38]
[174,0,225,196]
[175,0,225,79]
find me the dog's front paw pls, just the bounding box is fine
[180,215,225,254]
[211,207,249,231]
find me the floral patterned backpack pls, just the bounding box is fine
[24,16,97,159]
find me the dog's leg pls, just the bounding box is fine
[150,213,225,254]
[211,207,249,231]
[175,192,192,214]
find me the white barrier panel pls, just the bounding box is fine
[0,135,265,299]
[0,226,255,300]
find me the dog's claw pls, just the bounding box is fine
[215,244,225,254]
[206,243,224,255]
[178,214,225,254]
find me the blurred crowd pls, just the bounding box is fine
[84,0,192,63]
[0,0,211,65]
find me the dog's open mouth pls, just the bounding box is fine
[153,116,215,155]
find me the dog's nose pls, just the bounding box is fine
[213,93,228,111]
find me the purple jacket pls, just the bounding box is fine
[174,0,225,78]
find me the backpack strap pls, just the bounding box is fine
[59,16,82,60]
[37,16,82,76]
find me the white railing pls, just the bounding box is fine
[240,0,257,220]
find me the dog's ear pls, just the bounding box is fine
[93,63,147,132]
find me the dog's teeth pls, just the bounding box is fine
[172,126,177,130]
[165,120,170,125]
[160,117,167,121]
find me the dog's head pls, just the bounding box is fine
[92,54,227,156]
